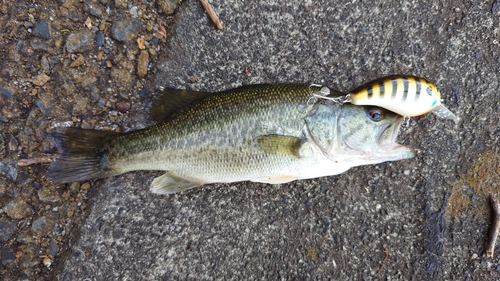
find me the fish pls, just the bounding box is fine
[48,83,415,194]
[347,75,459,122]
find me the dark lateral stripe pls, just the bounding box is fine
[367,86,373,99]
[426,85,433,96]
[415,78,421,102]
[391,79,398,100]
[379,81,385,98]
[401,77,409,102]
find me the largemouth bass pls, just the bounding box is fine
[48,84,415,194]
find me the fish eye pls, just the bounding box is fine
[367,108,384,122]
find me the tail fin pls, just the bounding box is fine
[48,128,117,183]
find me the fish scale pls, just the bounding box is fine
[48,83,415,194]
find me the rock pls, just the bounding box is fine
[66,31,95,53]
[70,55,85,67]
[30,39,53,52]
[0,161,17,181]
[0,87,13,99]
[130,6,138,17]
[1,245,16,265]
[137,50,149,78]
[84,3,103,18]
[35,100,51,116]
[493,1,500,14]
[37,185,62,203]
[31,19,51,39]
[48,239,59,256]
[32,73,50,86]
[2,198,32,219]
[0,220,17,242]
[111,19,141,42]
[96,31,105,47]
[8,135,17,151]
[41,56,50,72]
[81,182,91,190]
[31,216,47,231]
[115,0,127,8]
[116,102,131,113]
[157,0,179,15]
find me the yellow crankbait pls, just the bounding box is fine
[347,76,458,122]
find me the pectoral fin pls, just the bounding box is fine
[150,172,205,194]
[256,135,302,158]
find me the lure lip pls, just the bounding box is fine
[432,104,460,123]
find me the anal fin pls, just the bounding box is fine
[251,175,298,184]
[150,172,204,194]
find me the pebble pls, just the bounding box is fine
[8,135,17,151]
[96,31,105,47]
[0,161,17,181]
[493,2,500,14]
[43,256,53,267]
[35,100,51,116]
[2,198,32,219]
[31,19,51,40]
[115,0,127,9]
[37,186,62,203]
[66,31,95,53]
[81,182,91,190]
[69,182,81,192]
[137,37,145,49]
[70,55,85,68]
[157,0,179,15]
[111,19,142,42]
[31,216,47,231]
[1,245,16,265]
[41,56,50,72]
[137,49,149,78]
[48,239,59,256]
[0,87,14,99]
[32,73,50,86]
[116,102,131,113]
[30,39,53,52]
[84,3,103,18]
[130,6,138,17]
[0,220,17,242]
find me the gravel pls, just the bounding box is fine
[1,0,499,280]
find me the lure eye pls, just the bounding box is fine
[367,108,384,122]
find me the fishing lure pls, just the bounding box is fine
[346,76,458,122]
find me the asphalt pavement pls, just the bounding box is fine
[57,1,500,280]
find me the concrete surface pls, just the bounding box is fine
[57,0,500,280]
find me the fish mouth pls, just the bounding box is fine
[376,116,415,161]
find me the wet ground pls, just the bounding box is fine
[1,0,500,280]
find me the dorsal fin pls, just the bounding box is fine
[150,88,212,123]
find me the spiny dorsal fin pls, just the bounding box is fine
[150,88,212,123]
[255,135,302,158]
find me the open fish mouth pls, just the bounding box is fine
[377,116,416,160]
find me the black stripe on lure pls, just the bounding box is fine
[346,76,458,122]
